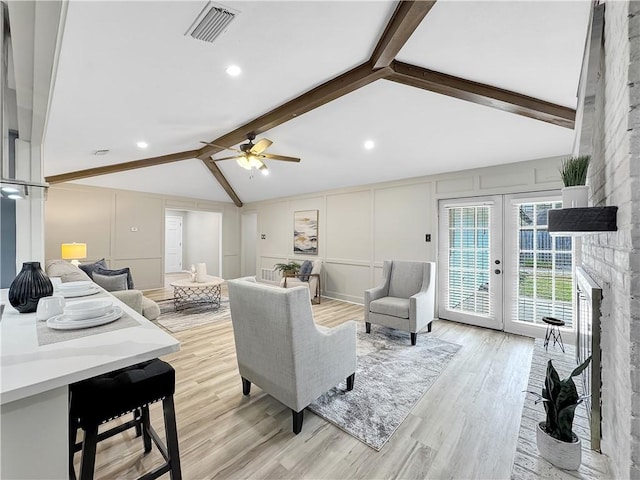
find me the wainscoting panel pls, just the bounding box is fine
[114,194,163,259]
[323,261,370,304]
[112,257,162,290]
[325,190,371,262]
[479,169,530,190]
[373,183,433,262]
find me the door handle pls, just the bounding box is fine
[494,269,501,274]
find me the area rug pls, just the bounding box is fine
[309,324,461,451]
[156,298,230,333]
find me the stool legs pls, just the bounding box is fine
[543,324,565,353]
[71,398,181,480]
[162,396,182,480]
[79,425,98,480]
[141,405,152,453]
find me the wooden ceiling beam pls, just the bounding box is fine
[196,62,393,160]
[45,149,201,184]
[389,61,576,128]
[201,158,243,207]
[370,1,438,69]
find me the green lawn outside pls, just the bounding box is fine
[519,272,573,302]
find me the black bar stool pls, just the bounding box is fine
[542,316,565,353]
[69,359,182,480]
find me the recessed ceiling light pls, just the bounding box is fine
[1,186,19,193]
[136,141,148,149]
[364,140,375,150]
[226,65,242,77]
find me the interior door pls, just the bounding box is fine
[165,216,183,273]
[438,196,503,330]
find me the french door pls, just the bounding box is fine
[438,193,575,337]
[438,196,503,330]
[503,193,574,337]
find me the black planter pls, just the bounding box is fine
[8,262,54,313]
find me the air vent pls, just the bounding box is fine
[185,2,239,43]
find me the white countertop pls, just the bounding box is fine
[0,289,180,405]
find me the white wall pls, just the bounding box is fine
[244,155,565,303]
[184,210,221,277]
[580,2,638,477]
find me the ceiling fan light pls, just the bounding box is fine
[248,155,263,169]
[259,163,269,175]
[236,157,251,170]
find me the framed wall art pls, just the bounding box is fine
[293,210,318,255]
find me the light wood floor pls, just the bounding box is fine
[78,283,534,480]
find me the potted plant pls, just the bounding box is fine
[273,261,301,278]
[559,155,590,208]
[528,355,591,470]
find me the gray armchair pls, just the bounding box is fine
[364,260,436,345]
[227,277,357,434]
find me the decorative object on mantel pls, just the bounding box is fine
[8,262,54,313]
[189,264,196,282]
[548,206,617,235]
[527,355,592,471]
[559,155,590,208]
[294,210,318,255]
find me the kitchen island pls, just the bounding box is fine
[0,288,179,479]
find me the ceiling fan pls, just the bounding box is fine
[201,133,301,175]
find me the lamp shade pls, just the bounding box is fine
[61,243,87,260]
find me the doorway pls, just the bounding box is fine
[438,192,574,338]
[165,216,183,273]
[164,209,222,278]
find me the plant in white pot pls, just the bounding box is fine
[559,155,590,208]
[528,356,591,470]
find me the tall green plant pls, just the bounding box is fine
[559,155,590,187]
[528,356,591,442]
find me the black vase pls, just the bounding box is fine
[8,262,54,313]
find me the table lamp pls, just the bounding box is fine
[61,243,87,266]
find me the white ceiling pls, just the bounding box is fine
[43,1,591,204]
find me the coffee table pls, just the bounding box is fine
[170,275,224,311]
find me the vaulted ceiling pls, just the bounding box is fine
[43,1,591,205]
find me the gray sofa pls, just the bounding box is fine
[364,260,436,345]
[227,276,357,434]
[44,260,161,321]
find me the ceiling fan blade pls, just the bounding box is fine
[260,153,301,163]
[250,138,273,155]
[200,141,243,153]
[210,155,242,162]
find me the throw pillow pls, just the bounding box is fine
[79,258,107,279]
[44,259,92,283]
[298,260,313,281]
[93,266,134,290]
[93,272,129,292]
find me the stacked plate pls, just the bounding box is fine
[47,299,123,330]
[57,281,100,298]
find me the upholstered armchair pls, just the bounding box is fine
[279,259,322,303]
[364,260,436,345]
[227,276,356,434]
